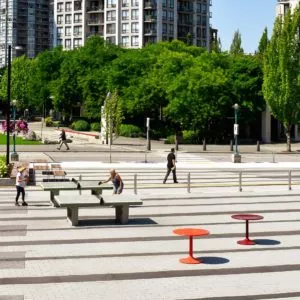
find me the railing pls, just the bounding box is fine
[42,168,300,195]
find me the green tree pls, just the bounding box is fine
[230,30,244,55]
[263,8,300,151]
[257,27,269,55]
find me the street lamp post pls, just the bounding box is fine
[106,91,112,163]
[5,45,11,166]
[10,99,18,161]
[232,103,241,163]
[5,45,23,165]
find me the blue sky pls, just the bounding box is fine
[212,0,277,53]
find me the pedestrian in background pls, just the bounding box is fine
[103,169,124,194]
[163,148,178,184]
[15,166,28,206]
[57,129,70,150]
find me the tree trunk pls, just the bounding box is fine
[286,128,291,152]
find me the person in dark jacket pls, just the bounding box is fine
[163,148,178,184]
[57,129,70,150]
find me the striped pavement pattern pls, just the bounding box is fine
[1,186,300,299]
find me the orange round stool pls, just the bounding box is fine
[173,228,209,264]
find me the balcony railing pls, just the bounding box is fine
[87,18,103,25]
[87,6,104,12]
[144,15,156,22]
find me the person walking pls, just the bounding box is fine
[163,148,178,184]
[57,129,70,150]
[102,169,124,194]
[15,166,28,206]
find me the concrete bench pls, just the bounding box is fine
[39,181,113,206]
[54,194,143,225]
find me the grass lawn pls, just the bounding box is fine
[0,133,42,145]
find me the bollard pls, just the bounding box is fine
[79,174,82,181]
[145,151,147,163]
[187,172,191,193]
[230,140,233,152]
[256,140,260,152]
[239,172,242,192]
[272,152,275,163]
[203,139,206,151]
[134,174,137,195]
[288,170,292,190]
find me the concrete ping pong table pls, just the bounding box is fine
[39,180,113,207]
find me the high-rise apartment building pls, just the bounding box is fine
[276,0,299,16]
[0,0,53,67]
[53,0,212,50]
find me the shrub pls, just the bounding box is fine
[71,120,90,131]
[166,131,198,144]
[0,155,8,178]
[45,117,54,127]
[119,124,142,137]
[90,122,101,132]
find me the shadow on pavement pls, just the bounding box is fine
[78,217,157,227]
[253,239,281,245]
[197,256,230,265]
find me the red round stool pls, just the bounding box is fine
[231,214,264,245]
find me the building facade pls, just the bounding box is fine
[262,0,300,143]
[53,0,212,50]
[0,0,53,67]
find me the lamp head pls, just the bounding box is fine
[12,99,17,106]
[106,91,112,99]
[233,103,239,110]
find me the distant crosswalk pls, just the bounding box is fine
[175,151,214,165]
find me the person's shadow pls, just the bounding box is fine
[197,256,230,265]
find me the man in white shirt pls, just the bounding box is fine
[15,166,28,206]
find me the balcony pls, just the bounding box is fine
[107,17,116,21]
[144,2,156,9]
[87,18,103,25]
[87,6,104,12]
[144,29,156,35]
[144,15,156,22]
[87,31,104,37]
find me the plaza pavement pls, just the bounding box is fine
[2,123,300,299]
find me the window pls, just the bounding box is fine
[121,36,129,46]
[122,23,129,34]
[122,10,129,20]
[65,26,71,36]
[168,0,174,8]
[57,15,63,24]
[57,27,63,37]
[57,2,63,12]
[132,9,138,20]
[65,2,72,11]
[74,1,82,11]
[131,36,138,46]
[122,0,129,7]
[65,39,71,49]
[162,0,166,7]
[106,36,116,43]
[168,11,174,21]
[65,14,72,24]
[107,10,116,21]
[162,23,167,35]
[131,0,138,6]
[74,13,82,23]
[74,38,82,48]
[131,22,139,33]
[57,39,63,46]
[107,0,116,8]
[168,23,174,35]
[74,26,82,36]
[106,23,116,34]
[162,10,167,20]
[202,3,207,14]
